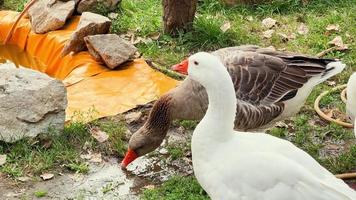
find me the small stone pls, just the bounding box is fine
[61,12,111,56]
[28,0,75,34]
[84,34,138,69]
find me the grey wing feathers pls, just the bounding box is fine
[212,46,335,106]
[209,46,337,130]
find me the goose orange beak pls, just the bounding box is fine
[171,59,188,75]
[121,149,138,169]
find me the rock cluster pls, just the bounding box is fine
[27,0,136,69]
[61,12,112,56]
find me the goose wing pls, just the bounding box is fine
[211,46,336,129]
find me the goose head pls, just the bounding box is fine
[172,52,227,89]
[121,95,173,169]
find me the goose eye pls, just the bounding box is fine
[194,61,199,65]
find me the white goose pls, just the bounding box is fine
[182,52,356,200]
[346,72,356,135]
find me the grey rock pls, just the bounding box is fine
[28,0,75,34]
[0,64,67,143]
[61,12,111,56]
[77,0,121,14]
[84,34,137,69]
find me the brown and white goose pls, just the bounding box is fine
[121,45,345,168]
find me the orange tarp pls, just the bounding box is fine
[0,11,179,121]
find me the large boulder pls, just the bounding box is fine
[77,0,121,14]
[84,34,137,69]
[28,0,75,34]
[61,12,111,57]
[0,63,67,143]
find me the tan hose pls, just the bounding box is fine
[335,172,356,180]
[314,84,353,128]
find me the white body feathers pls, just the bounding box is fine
[188,53,355,200]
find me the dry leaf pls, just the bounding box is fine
[143,185,155,190]
[328,36,348,50]
[326,24,340,32]
[297,23,309,35]
[148,32,161,40]
[324,109,334,118]
[220,21,231,32]
[108,12,118,19]
[262,17,277,29]
[90,127,109,143]
[288,33,296,40]
[90,153,102,163]
[275,121,288,128]
[40,173,54,181]
[246,16,253,21]
[263,30,275,38]
[80,153,92,160]
[326,81,336,86]
[0,154,6,166]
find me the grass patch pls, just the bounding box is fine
[0,117,127,178]
[0,122,88,177]
[66,162,89,174]
[2,0,26,11]
[141,176,208,200]
[166,145,185,160]
[34,190,47,198]
[267,113,355,173]
[92,118,128,157]
[178,120,198,130]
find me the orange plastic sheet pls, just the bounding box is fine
[0,11,179,121]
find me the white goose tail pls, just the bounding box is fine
[316,61,346,85]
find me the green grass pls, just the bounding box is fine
[0,117,127,178]
[166,145,185,160]
[92,118,128,157]
[1,0,26,11]
[66,162,89,174]
[0,122,88,177]
[267,113,355,174]
[178,120,198,130]
[141,176,209,200]
[34,190,47,198]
